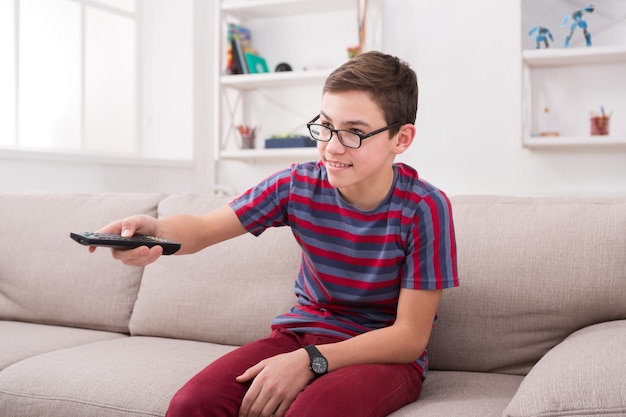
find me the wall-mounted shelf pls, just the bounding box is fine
[522,45,626,67]
[220,70,330,91]
[523,135,626,148]
[220,147,318,161]
[522,45,626,149]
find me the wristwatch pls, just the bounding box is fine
[304,344,328,377]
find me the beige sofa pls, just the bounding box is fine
[1,192,625,417]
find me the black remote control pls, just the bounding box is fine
[70,232,181,255]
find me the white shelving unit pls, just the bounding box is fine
[220,70,330,91]
[213,0,359,162]
[522,45,626,149]
[220,0,355,18]
[220,147,318,161]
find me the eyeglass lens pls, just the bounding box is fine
[309,125,361,148]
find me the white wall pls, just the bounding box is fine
[215,0,626,197]
[2,0,625,196]
[389,0,626,197]
[0,152,195,193]
[140,0,193,161]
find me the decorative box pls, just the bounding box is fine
[264,136,316,149]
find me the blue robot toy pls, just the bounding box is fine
[561,4,594,47]
[528,26,554,49]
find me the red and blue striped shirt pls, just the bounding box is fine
[230,161,458,375]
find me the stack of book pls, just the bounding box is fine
[227,23,269,75]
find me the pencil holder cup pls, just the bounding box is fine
[240,133,255,149]
[590,115,610,136]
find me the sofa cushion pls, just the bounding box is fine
[0,336,236,417]
[503,320,626,417]
[0,193,164,333]
[0,321,126,371]
[389,370,523,417]
[129,193,301,345]
[428,196,626,375]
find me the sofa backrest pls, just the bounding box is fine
[0,193,164,333]
[129,193,301,345]
[8,192,622,376]
[427,195,626,375]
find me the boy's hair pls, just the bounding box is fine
[323,51,418,136]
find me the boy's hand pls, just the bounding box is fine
[89,215,163,266]
[236,349,314,417]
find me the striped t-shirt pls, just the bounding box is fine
[229,161,458,375]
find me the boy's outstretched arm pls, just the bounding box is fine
[92,204,247,267]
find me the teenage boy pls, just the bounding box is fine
[93,51,458,417]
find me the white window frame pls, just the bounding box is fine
[3,0,144,159]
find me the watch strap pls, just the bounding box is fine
[304,344,328,376]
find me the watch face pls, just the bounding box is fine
[311,356,328,374]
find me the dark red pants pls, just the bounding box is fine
[166,328,423,417]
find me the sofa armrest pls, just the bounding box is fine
[503,320,626,417]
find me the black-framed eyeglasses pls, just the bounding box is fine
[306,115,403,149]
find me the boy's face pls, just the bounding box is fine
[317,90,413,210]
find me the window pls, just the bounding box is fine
[0,0,138,154]
[0,0,16,145]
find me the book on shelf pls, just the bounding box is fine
[226,23,270,75]
[231,39,248,74]
[245,52,269,74]
[227,23,253,75]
